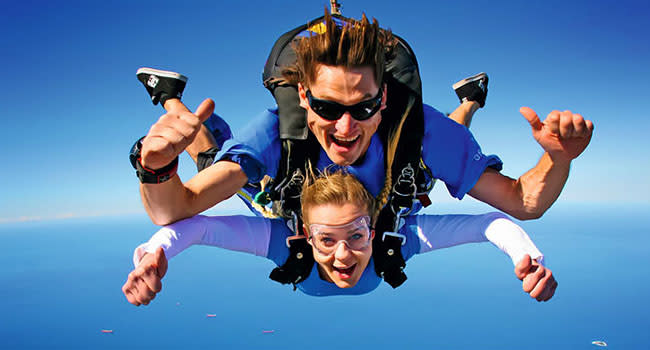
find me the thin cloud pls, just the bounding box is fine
[0,210,143,224]
[0,196,252,225]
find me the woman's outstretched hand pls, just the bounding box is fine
[122,247,168,306]
[514,254,558,302]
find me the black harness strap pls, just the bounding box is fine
[371,38,425,287]
[267,133,321,219]
[373,215,408,288]
[269,233,315,289]
[263,16,330,141]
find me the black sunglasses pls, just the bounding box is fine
[306,88,383,121]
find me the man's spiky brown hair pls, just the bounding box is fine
[285,10,395,88]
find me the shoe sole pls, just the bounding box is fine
[136,67,188,83]
[452,72,487,90]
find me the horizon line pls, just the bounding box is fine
[1,200,649,225]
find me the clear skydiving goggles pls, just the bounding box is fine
[306,215,373,256]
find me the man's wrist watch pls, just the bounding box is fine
[129,136,179,184]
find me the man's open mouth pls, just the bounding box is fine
[330,134,360,149]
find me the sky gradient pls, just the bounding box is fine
[1,0,649,223]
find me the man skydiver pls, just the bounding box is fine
[130,12,593,227]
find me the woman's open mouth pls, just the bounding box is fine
[333,264,357,279]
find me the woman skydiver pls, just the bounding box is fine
[122,170,557,303]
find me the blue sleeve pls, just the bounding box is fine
[203,113,233,149]
[421,104,502,199]
[265,219,291,266]
[400,216,422,261]
[215,109,281,183]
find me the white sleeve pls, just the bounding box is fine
[133,215,272,267]
[484,218,544,266]
[414,212,544,266]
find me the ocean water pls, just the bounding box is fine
[1,204,649,349]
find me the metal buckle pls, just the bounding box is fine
[284,211,302,235]
[279,169,304,201]
[392,164,417,197]
[382,231,406,246]
[286,234,308,248]
[391,203,413,216]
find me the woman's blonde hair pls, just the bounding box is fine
[301,167,377,226]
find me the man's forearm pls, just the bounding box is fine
[140,160,249,225]
[500,106,592,219]
[515,152,570,219]
[469,153,571,220]
[140,175,194,226]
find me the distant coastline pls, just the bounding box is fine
[2,201,648,227]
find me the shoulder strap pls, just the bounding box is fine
[263,15,329,141]
[371,35,427,289]
[372,95,422,289]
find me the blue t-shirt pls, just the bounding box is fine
[203,113,233,149]
[216,104,502,214]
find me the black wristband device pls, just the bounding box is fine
[129,136,179,184]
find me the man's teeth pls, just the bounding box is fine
[332,135,359,142]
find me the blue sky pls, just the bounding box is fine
[1,0,649,223]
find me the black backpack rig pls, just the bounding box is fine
[254,12,434,289]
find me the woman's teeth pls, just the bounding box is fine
[334,265,356,275]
